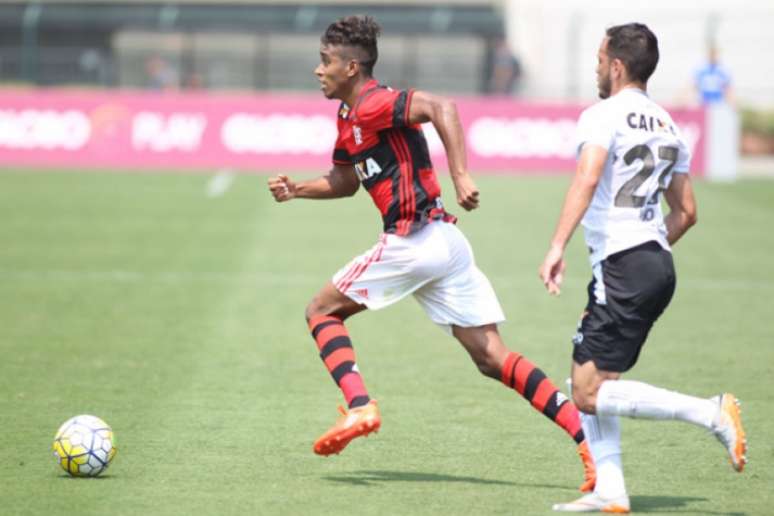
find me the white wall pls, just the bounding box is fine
[505,0,774,107]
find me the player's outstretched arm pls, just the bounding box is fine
[663,173,697,245]
[267,164,360,202]
[407,90,479,211]
[539,144,607,295]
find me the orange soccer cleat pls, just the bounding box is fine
[711,393,747,472]
[577,440,597,493]
[313,400,381,456]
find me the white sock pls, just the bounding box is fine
[581,412,626,499]
[596,379,717,429]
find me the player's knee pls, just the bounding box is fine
[572,390,597,414]
[303,305,314,324]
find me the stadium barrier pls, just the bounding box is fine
[0,89,706,175]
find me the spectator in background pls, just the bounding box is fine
[184,71,204,90]
[487,37,522,96]
[694,46,734,105]
[144,55,179,90]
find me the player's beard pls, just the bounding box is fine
[597,68,612,99]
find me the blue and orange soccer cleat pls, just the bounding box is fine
[313,400,381,456]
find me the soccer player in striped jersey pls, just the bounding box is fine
[539,23,747,513]
[268,15,596,491]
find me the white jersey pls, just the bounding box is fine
[576,88,692,265]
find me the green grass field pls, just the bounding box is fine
[1,169,772,515]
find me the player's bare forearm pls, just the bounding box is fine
[423,98,467,178]
[268,164,359,202]
[664,211,694,245]
[539,145,604,295]
[539,147,604,295]
[408,90,478,210]
[663,173,697,245]
[550,179,594,249]
[549,145,607,249]
[297,173,357,199]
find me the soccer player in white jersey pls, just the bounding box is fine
[538,23,747,513]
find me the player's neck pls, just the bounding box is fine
[341,76,375,107]
[611,81,647,97]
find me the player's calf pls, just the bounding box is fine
[452,323,509,380]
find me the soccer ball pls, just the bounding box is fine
[52,415,117,477]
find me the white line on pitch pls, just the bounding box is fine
[0,269,322,285]
[206,169,235,198]
[0,270,772,291]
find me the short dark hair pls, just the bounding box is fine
[321,15,381,76]
[605,23,659,84]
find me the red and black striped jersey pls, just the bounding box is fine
[332,79,455,236]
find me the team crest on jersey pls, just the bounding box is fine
[353,125,363,145]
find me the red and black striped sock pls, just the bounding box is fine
[309,315,370,409]
[501,351,584,444]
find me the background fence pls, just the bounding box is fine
[0,2,505,94]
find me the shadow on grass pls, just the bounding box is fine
[631,495,745,515]
[58,474,114,480]
[323,469,568,490]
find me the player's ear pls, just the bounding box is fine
[345,59,359,78]
[610,58,622,79]
[610,58,623,80]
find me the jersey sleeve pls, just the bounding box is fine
[672,131,692,174]
[356,88,414,132]
[332,117,351,165]
[575,105,615,156]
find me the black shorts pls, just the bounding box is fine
[572,241,676,373]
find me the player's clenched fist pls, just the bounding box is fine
[268,174,296,202]
[453,173,480,211]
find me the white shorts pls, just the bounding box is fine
[332,221,505,329]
